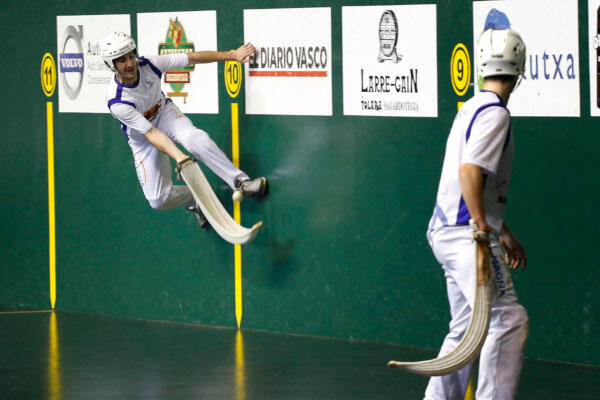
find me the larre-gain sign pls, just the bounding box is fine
[342,4,438,117]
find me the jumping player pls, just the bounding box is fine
[99,32,267,227]
[425,28,529,399]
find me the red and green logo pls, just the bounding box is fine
[158,18,195,103]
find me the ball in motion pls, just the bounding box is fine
[232,190,244,202]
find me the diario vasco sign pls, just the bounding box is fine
[249,46,328,69]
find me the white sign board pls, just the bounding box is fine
[57,14,130,113]
[589,0,600,116]
[473,0,580,117]
[244,8,332,116]
[137,11,218,114]
[342,5,438,117]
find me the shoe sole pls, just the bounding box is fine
[257,177,269,197]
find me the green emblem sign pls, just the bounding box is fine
[158,18,195,103]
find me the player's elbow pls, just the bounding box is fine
[459,163,483,184]
[143,126,156,139]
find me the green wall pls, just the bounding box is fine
[1,0,598,366]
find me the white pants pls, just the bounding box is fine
[424,226,529,400]
[131,101,249,210]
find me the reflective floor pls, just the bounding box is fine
[0,311,598,399]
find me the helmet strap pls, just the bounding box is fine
[513,75,523,91]
[103,60,116,73]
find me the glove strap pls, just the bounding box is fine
[175,156,197,180]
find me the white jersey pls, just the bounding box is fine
[105,54,189,142]
[103,52,248,204]
[429,90,514,232]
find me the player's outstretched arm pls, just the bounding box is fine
[187,43,255,65]
[144,126,188,163]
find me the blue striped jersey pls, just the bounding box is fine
[429,90,514,233]
[105,54,188,140]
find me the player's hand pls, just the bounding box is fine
[232,43,255,63]
[499,230,527,270]
[472,217,493,234]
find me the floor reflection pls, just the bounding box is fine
[235,329,246,400]
[48,311,61,400]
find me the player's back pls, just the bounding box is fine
[429,90,511,231]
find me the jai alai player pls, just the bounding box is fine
[98,32,268,227]
[425,25,530,400]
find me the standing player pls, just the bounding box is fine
[99,32,267,227]
[425,28,529,400]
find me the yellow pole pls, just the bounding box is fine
[232,102,243,328]
[464,378,475,399]
[47,101,56,309]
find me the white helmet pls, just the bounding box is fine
[99,32,137,70]
[477,28,526,78]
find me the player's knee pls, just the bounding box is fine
[181,129,210,147]
[514,304,529,335]
[502,304,529,337]
[447,302,472,337]
[146,190,172,210]
[147,197,167,210]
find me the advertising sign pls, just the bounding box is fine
[473,0,580,117]
[137,10,218,114]
[342,5,438,117]
[57,14,130,113]
[589,0,600,116]
[244,8,332,116]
